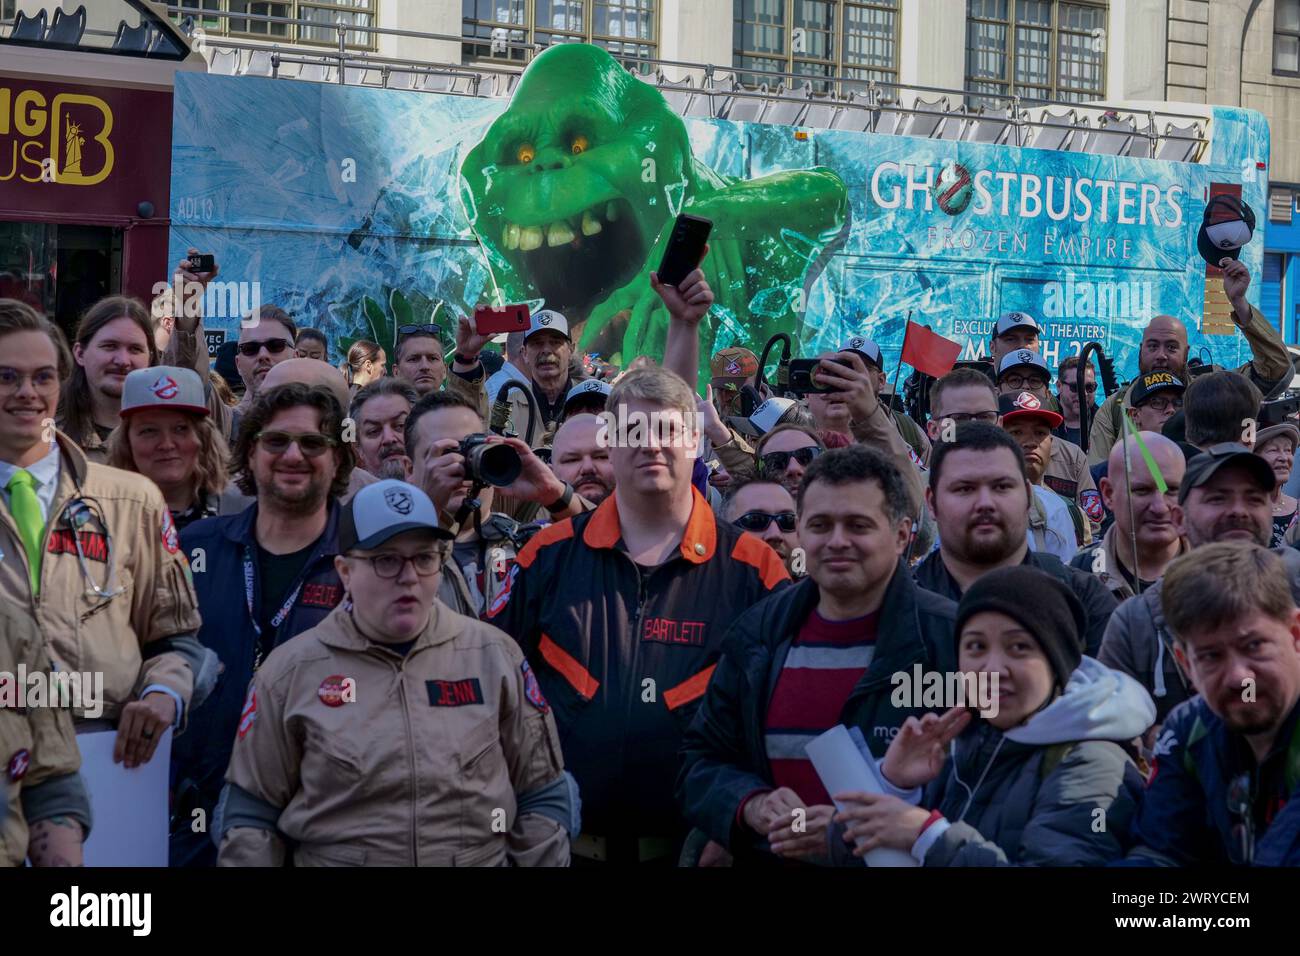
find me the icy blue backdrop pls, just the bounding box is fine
[170,70,1267,379]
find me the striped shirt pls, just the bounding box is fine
[764,609,879,807]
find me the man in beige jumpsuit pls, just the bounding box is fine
[216,479,576,866]
[1,602,91,866]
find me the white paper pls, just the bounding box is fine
[76,727,172,867]
[804,724,918,867]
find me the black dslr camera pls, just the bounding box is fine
[459,434,523,487]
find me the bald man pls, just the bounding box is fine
[1071,433,1188,602]
[550,414,615,506]
[218,358,377,512]
[1087,260,1292,465]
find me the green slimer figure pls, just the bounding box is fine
[459,44,848,388]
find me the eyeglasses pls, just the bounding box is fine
[397,324,442,338]
[0,367,59,392]
[759,446,821,477]
[1001,375,1048,391]
[237,338,293,358]
[1141,396,1183,413]
[940,411,999,424]
[354,551,443,579]
[255,430,339,457]
[733,510,797,533]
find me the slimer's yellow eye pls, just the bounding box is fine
[571,135,589,155]
[517,143,535,164]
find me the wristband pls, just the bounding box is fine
[453,351,480,365]
[544,481,574,514]
[917,808,944,837]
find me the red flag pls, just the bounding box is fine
[901,322,962,378]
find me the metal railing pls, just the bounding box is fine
[164,4,1210,162]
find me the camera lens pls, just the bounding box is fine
[468,442,522,486]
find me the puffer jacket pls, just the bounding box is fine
[856,658,1152,866]
[676,565,956,861]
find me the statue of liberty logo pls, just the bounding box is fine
[64,117,85,177]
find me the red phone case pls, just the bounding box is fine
[474,304,530,334]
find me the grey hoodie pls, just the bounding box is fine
[853,658,1155,867]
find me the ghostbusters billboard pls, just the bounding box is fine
[168,43,1268,386]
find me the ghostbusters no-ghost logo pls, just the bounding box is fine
[538,313,553,327]
[161,510,180,554]
[152,375,179,400]
[725,360,742,376]
[1016,350,1035,365]
[7,748,30,782]
[1015,391,1042,410]
[849,337,867,350]
[384,487,413,515]
[318,675,348,707]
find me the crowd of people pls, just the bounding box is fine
[3,245,1300,869]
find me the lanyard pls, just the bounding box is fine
[243,545,305,669]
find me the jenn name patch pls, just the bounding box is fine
[426,678,484,707]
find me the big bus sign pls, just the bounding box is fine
[0,78,170,217]
[0,85,114,186]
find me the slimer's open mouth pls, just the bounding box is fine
[496,197,645,318]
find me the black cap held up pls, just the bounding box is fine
[954,565,1087,690]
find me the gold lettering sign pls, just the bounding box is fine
[51,93,113,185]
[0,87,114,186]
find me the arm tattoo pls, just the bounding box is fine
[28,817,84,867]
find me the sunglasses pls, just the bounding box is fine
[733,510,797,533]
[397,324,441,338]
[759,446,821,476]
[1225,772,1255,865]
[237,338,293,358]
[1061,380,1098,394]
[255,430,339,457]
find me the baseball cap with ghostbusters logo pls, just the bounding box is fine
[120,366,209,417]
[838,336,882,369]
[563,378,612,414]
[993,311,1042,338]
[525,309,571,343]
[998,390,1063,429]
[996,348,1052,384]
[710,346,759,384]
[340,479,453,551]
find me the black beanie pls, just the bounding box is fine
[954,566,1087,689]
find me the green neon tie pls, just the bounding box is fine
[5,469,44,593]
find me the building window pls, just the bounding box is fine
[733,0,898,93]
[965,0,1106,108]
[463,0,658,71]
[172,1,378,49]
[1276,0,1300,75]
